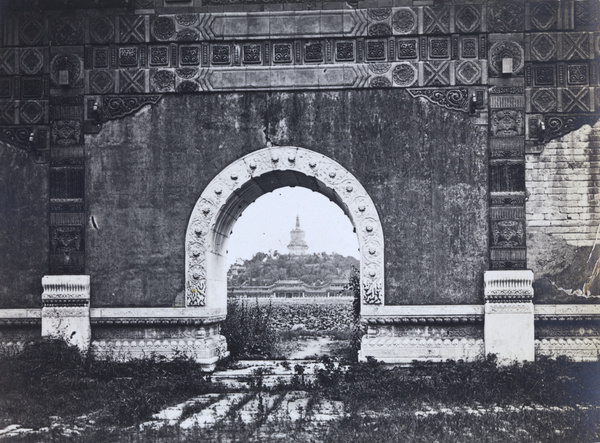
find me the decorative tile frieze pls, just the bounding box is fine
[273,43,292,64]
[392,8,417,35]
[491,220,525,248]
[561,87,591,112]
[19,48,45,76]
[422,61,451,86]
[151,16,176,42]
[366,40,386,61]
[397,39,418,60]
[487,2,525,33]
[490,137,525,158]
[429,38,450,59]
[455,5,481,34]
[335,41,354,62]
[99,95,161,122]
[150,69,174,93]
[489,40,524,77]
[118,69,146,93]
[118,47,138,68]
[422,6,450,35]
[533,65,555,86]
[407,88,468,112]
[530,33,557,62]
[304,42,323,63]
[181,46,200,66]
[530,2,558,31]
[50,53,83,89]
[455,60,481,85]
[49,17,84,46]
[560,33,592,60]
[242,44,261,65]
[0,49,17,76]
[531,88,557,113]
[93,47,110,69]
[149,46,169,67]
[543,113,599,141]
[0,78,11,98]
[392,62,417,87]
[119,16,146,44]
[19,18,44,46]
[212,44,230,65]
[567,64,588,85]
[90,16,115,45]
[461,37,477,59]
[574,0,599,28]
[490,110,524,137]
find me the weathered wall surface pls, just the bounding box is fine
[527,119,600,303]
[86,90,488,307]
[0,142,47,307]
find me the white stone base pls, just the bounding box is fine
[92,334,229,371]
[359,336,484,364]
[536,338,600,362]
[41,275,91,351]
[484,302,535,363]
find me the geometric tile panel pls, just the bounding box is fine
[119,69,146,93]
[21,77,45,98]
[455,60,481,85]
[487,2,525,32]
[561,87,591,112]
[422,6,450,34]
[423,61,451,86]
[49,18,85,46]
[89,70,116,94]
[119,16,145,44]
[560,33,591,60]
[567,64,588,85]
[19,100,46,124]
[455,5,481,33]
[150,46,170,66]
[0,49,17,76]
[530,33,557,62]
[19,18,44,46]
[575,0,599,28]
[0,101,17,125]
[534,66,555,86]
[531,88,557,112]
[0,78,11,98]
[90,17,115,45]
[20,48,44,75]
[530,2,558,31]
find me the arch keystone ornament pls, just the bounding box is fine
[185,146,385,321]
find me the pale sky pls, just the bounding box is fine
[226,187,359,266]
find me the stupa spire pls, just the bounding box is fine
[287,215,308,255]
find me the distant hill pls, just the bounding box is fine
[228,252,359,287]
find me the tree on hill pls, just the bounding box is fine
[228,252,359,286]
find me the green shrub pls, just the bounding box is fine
[221,298,278,359]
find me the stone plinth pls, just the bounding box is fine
[41,275,91,351]
[484,270,534,364]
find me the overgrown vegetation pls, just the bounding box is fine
[0,339,599,442]
[0,339,213,431]
[221,297,278,359]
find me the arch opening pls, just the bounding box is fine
[185,147,384,318]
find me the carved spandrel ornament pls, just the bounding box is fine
[186,146,385,307]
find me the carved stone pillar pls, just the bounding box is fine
[484,270,534,363]
[41,275,91,352]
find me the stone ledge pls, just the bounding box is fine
[90,307,226,325]
[534,304,600,321]
[360,304,484,323]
